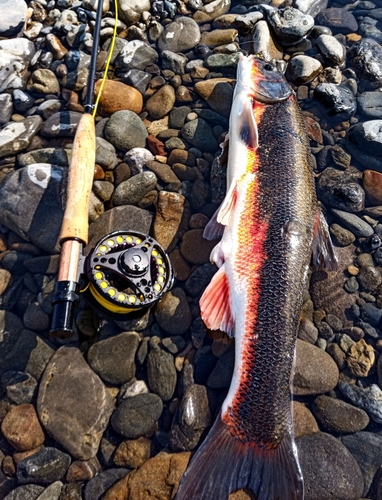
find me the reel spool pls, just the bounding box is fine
[83,230,173,319]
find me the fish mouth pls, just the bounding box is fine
[250,57,292,103]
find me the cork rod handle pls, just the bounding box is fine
[59,113,96,245]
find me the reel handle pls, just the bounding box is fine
[59,113,95,245]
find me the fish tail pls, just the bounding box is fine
[175,415,303,500]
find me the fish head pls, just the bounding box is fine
[237,55,292,103]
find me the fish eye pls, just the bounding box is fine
[263,63,275,71]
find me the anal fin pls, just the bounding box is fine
[312,210,338,271]
[200,265,234,337]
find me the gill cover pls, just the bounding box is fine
[250,56,292,103]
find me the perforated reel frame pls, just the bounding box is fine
[83,230,173,318]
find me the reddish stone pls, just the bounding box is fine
[94,79,143,116]
[147,135,167,156]
[304,116,323,143]
[363,170,382,205]
[1,404,45,452]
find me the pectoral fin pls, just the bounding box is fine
[217,182,238,226]
[312,210,338,271]
[200,265,234,337]
[239,98,258,150]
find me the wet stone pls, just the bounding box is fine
[113,171,157,206]
[155,287,192,335]
[17,447,71,485]
[293,339,339,396]
[113,437,151,469]
[37,347,114,460]
[2,371,37,404]
[3,485,45,500]
[312,395,370,433]
[268,7,314,46]
[297,432,364,499]
[110,393,163,439]
[358,92,382,119]
[84,468,129,500]
[104,110,148,153]
[87,331,140,386]
[1,403,44,452]
[314,83,357,121]
[315,7,358,34]
[341,432,382,496]
[338,380,382,424]
[317,168,365,213]
[147,337,177,401]
[348,38,382,92]
[170,384,211,452]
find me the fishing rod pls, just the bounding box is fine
[50,0,173,338]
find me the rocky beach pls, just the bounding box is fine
[0,0,382,498]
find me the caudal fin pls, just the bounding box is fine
[175,416,303,500]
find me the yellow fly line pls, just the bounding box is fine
[92,0,119,118]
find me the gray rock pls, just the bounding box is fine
[104,110,148,152]
[23,302,50,331]
[2,370,37,404]
[0,39,36,93]
[192,0,231,23]
[317,168,364,213]
[358,91,382,119]
[124,148,153,175]
[0,165,66,253]
[13,89,35,114]
[330,223,355,247]
[95,137,118,170]
[87,205,153,251]
[312,395,369,433]
[170,384,211,452]
[27,69,60,95]
[294,0,328,17]
[169,107,192,130]
[314,83,357,121]
[296,432,364,499]
[205,52,240,71]
[17,148,69,167]
[35,482,63,500]
[115,40,158,71]
[161,50,188,75]
[147,337,177,401]
[37,347,114,460]
[338,380,382,424]
[315,7,358,34]
[298,318,319,344]
[181,118,218,154]
[331,209,374,237]
[292,339,339,396]
[0,116,42,158]
[58,483,82,500]
[111,393,163,439]
[0,94,13,125]
[268,7,314,46]
[341,432,382,496]
[347,120,382,171]
[93,180,114,202]
[17,447,71,485]
[0,0,27,36]
[87,331,140,386]
[158,17,200,53]
[118,0,150,25]
[84,469,129,500]
[40,111,82,137]
[286,55,322,85]
[3,485,45,500]
[348,37,382,91]
[185,263,217,297]
[315,34,345,65]
[155,287,192,335]
[113,171,157,206]
[120,68,152,95]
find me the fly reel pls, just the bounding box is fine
[83,230,173,319]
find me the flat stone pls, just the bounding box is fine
[2,371,37,405]
[312,395,369,433]
[35,481,63,500]
[153,191,185,252]
[84,468,129,500]
[17,447,71,485]
[111,393,163,439]
[115,40,158,71]
[292,339,339,396]
[155,287,192,335]
[194,78,234,119]
[113,171,157,206]
[158,17,200,53]
[87,331,140,385]
[341,431,382,496]
[193,0,231,23]
[40,111,81,137]
[146,85,176,120]
[0,116,42,159]
[1,404,45,452]
[147,337,177,401]
[3,485,45,500]
[105,110,148,152]
[358,92,382,119]
[315,7,358,34]
[296,432,364,499]
[37,347,114,460]
[17,148,69,167]
[331,209,373,237]
[94,79,143,116]
[338,380,382,424]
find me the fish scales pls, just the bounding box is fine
[226,97,317,448]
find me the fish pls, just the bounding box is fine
[175,55,337,500]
